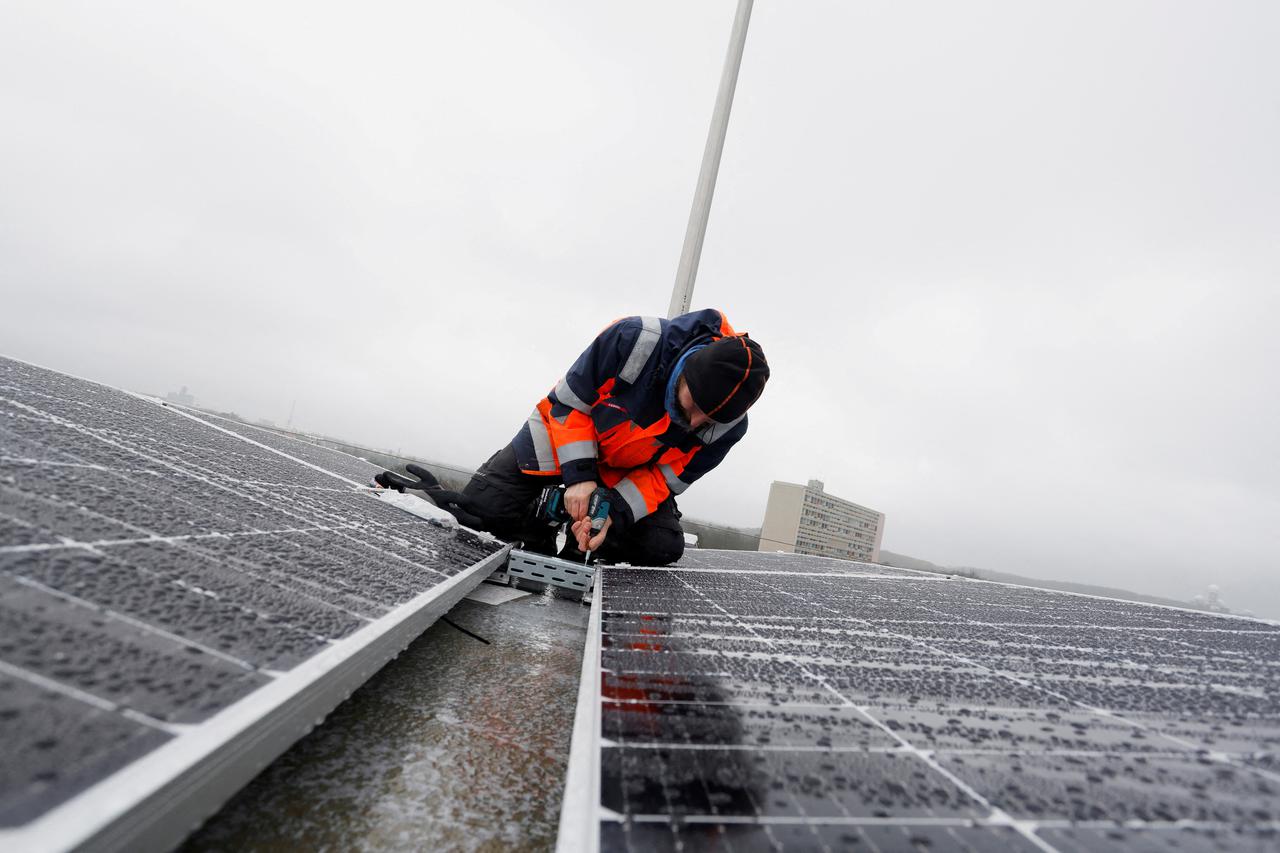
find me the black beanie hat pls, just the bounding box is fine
[683,335,769,424]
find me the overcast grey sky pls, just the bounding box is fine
[2,2,1277,615]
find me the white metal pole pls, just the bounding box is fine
[668,0,754,319]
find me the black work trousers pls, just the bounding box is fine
[461,444,685,567]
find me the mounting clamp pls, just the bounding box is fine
[490,549,598,603]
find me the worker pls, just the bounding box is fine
[376,309,768,566]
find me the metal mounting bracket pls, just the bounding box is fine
[491,549,597,603]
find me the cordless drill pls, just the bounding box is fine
[534,485,571,527]
[533,485,611,562]
[583,488,612,563]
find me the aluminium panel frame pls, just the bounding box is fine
[555,568,604,853]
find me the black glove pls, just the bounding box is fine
[373,463,441,493]
[373,464,483,529]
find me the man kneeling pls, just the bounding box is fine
[378,309,768,566]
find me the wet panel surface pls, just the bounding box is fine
[1039,826,1280,853]
[602,747,985,818]
[603,702,893,750]
[574,552,1280,851]
[0,676,172,827]
[870,705,1180,753]
[601,821,1042,853]
[0,356,505,844]
[939,752,1278,823]
[0,575,266,723]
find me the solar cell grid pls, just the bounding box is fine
[561,549,1280,852]
[0,356,506,851]
[0,675,172,828]
[0,574,267,723]
[602,702,890,750]
[606,822,1045,853]
[677,550,922,578]
[162,404,387,485]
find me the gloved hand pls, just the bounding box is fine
[372,464,483,528]
[373,463,441,493]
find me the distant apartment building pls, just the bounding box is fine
[758,479,885,563]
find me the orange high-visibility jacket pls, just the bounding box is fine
[512,309,750,526]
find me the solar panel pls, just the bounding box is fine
[559,549,1280,851]
[159,403,387,485]
[0,356,506,851]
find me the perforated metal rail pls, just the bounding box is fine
[495,549,597,601]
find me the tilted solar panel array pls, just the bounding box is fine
[560,550,1279,851]
[0,356,505,851]
[160,405,387,486]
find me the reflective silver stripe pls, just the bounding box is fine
[526,409,557,471]
[697,413,745,444]
[659,463,689,495]
[557,440,597,464]
[554,377,592,414]
[618,316,661,384]
[615,477,649,521]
